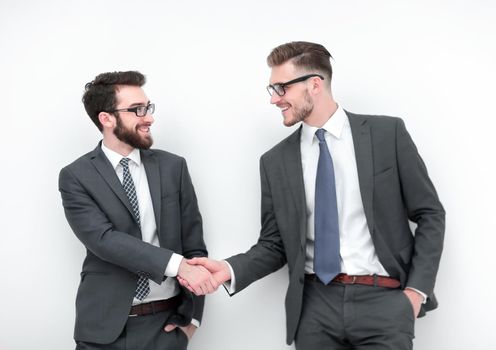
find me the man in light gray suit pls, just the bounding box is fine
[59,71,217,349]
[184,42,445,349]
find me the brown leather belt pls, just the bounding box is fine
[305,273,401,289]
[129,295,182,317]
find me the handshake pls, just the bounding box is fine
[176,257,231,296]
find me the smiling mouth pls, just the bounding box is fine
[137,125,151,133]
[277,104,290,113]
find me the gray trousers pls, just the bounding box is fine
[295,279,415,350]
[75,309,188,350]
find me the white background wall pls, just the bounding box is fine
[1,0,495,349]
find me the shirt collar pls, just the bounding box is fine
[101,142,141,169]
[301,104,348,145]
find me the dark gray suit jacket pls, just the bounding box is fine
[226,112,445,345]
[59,143,207,344]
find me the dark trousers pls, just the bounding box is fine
[295,279,415,350]
[76,310,188,350]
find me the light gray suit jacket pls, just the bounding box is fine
[226,112,445,345]
[59,143,207,344]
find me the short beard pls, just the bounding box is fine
[284,90,314,127]
[113,115,153,150]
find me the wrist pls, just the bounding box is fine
[166,253,184,277]
[178,258,190,276]
[404,288,425,303]
[221,261,233,282]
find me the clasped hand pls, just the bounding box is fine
[177,258,231,296]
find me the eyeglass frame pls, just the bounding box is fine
[109,102,155,117]
[266,74,325,97]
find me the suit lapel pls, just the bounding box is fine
[141,150,162,235]
[90,143,136,222]
[281,126,308,247]
[348,112,375,234]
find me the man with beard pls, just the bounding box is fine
[59,71,217,349]
[183,42,445,349]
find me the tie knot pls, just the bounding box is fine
[119,158,130,168]
[315,128,326,142]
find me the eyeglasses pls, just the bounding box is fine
[266,74,324,97]
[110,103,155,117]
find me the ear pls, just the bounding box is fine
[98,111,115,129]
[308,76,323,96]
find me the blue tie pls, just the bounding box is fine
[314,129,341,284]
[120,158,150,300]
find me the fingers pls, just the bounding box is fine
[165,324,195,341]
[208,274,219,293]
[202,274,218,294]
[179,280,195,294]
[198,265,221,294]
[185,266,214,295]
[177,276,196,294]
[178,257,227,296]
[402,289,422,318]
[179,324,196,340]
[177,258,208,294]
[164,324,177,332]
[177,276,188,287]
[186,257,208,266]
[211,260,232,284]
[185,266,220,295]
[190,282,204,296]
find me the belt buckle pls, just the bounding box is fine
[342,275,357,284]
[129,304,142,317]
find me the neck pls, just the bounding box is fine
[102,132,134,157]
[305,97,338,128]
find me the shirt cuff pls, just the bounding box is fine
[165,253,183,277]
[191,318,200,328]
[223,260,236,294]
[405,287,427,304]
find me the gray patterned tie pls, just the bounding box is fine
[120,158,150,300]
[314,129,341,284]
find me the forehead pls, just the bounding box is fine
[115,85,148,106]
[269,61,298,84]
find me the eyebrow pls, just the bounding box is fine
[270,78,295,85]
[127,101,150,107]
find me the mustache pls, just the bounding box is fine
[135,123,152,129]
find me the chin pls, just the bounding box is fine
[283,118,298,127]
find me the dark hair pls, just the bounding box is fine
[82,71,146,131]
[267,41,333,82]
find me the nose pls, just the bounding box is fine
[270,93,281,105]
[143,112,154,124]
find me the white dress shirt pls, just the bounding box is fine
[225,106,386,293]
[101,143,183,304]
[300,105,389,276]
[227,106,426,300]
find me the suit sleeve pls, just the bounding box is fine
[179,159,208,259]
[59,166,172,285]
[395,118,445,297]
[178,159,207,322]
[225,156,287,294]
